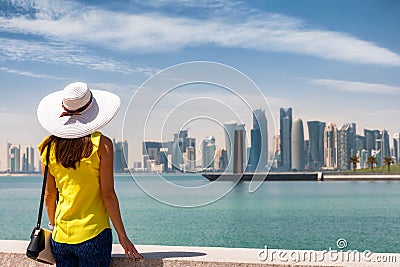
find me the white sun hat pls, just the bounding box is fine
[37,82,120,139]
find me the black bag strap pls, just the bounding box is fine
[36,142,51,229]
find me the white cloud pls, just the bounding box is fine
[310,79,400,94]
[1,1,400,66]
[0,67,67,79]
[0,38,157,75]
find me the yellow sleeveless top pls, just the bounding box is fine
[38,132,110,244]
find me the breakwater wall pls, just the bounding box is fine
[202,172,400,182]
[1,240,398,267]
[202,172,321,181]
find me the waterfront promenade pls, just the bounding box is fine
[322,173,400,181]
[1,240,399,266]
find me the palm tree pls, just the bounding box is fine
[367,156,377,172]
[349,156,359,173]
[383,157,394,173]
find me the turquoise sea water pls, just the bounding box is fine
[0,175,399,253]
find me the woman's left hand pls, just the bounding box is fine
[119,235,143,260]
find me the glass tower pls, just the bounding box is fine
[251,109,268,171]
[307,121,326,170]
[279,108,292,171]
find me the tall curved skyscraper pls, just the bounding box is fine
[252,109,268,171]
[291,116,304,171]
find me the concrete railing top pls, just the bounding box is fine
[0,240,399,267]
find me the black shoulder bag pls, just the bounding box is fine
[26,143,55,265]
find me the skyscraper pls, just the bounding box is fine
[143,141,162,163]
[224,121,237,172]
[214,148,228,171]
[25,146,35,172]
[355,134,366,168]
[251,109,268,171]
[324,122,337,170]
[248,128,261,171]
[201,136,216,170]
[304,140,310,169]
[381,130,390,163]
[272,135,280,168]
[337,123,356,170]
[113,139,128,173]
[355,135,366,153]
[9,145,20,173]
[159,147,169,172]
[371,149,381,167]
[291,117,304,171]
[21,146,35,173]
[29,146,34,172]
[359,149,368,169]
[171,129,191,172]
[279,108,292,171]
[6,142,11,172]
[224,121,246,172]
[364,129,381,156]
[185,137,196,170]
[21,153,27,173]
[237,123,247,170]
[174,129,188,152]
[185,146,196,172]
[171,139,183,171]
[372,130,390,167]
[233,129,245,174]
[394,133,400,164]
[307,121,326,170]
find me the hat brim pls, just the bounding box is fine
[37,89,120,139]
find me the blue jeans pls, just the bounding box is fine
[51,228,112,267]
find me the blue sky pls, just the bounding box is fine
[0,0,399,169]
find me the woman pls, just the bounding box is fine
[37,82,143,266]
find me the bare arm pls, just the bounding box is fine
[43,165,57,227]
[99,135,143,259]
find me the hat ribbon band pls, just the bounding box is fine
[60,93,93,118]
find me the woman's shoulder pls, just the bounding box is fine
[99,134,113,145]
[98,134,113,154]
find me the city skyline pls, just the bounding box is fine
[2,105,399,172]
[1,1,399,169]
[138,107,398,173]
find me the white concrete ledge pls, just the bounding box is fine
[323,174,400,181]
[1,240,399,267]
